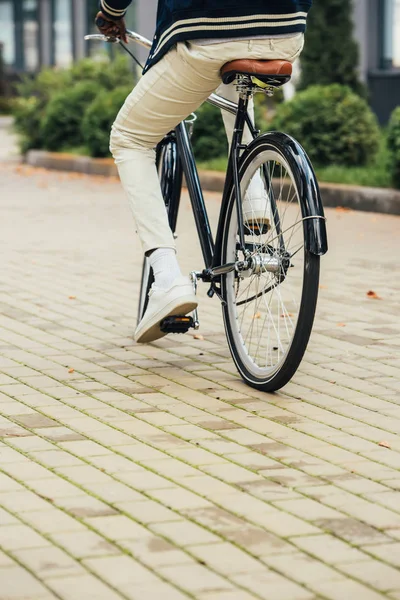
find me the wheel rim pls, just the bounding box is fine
[225,148,306,380]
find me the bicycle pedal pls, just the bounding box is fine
[160,315,195,334]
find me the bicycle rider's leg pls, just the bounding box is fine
[110,42,227,341]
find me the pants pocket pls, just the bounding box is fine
[270,33,305,61]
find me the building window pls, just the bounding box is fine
[53,0,73,66]
[0,1,16,68]
[394,0,400,67]
[23,0,39,71]
[382,0,400,68]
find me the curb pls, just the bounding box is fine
[25,150,400,216]
[25,150,118,177]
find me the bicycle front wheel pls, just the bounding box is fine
[221,133,320,392]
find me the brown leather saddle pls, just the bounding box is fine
[221,59,292,87]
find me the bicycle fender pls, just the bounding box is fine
[258,132,328,256]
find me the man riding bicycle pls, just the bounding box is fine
[96,0,311,344]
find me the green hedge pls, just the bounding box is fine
[82,86,132,157]
[41,81,99,151]
[13,55,134,154]
[387,106,400,189]
[270,84,380,167]
[13,57,398,190]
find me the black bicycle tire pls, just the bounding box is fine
[221,134,320,393]
[137,136,182,323]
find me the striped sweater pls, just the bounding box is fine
[99,0,312,72]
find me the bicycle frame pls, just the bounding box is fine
[173,94,258,277]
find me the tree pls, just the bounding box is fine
[299,0,365,95]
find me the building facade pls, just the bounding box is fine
[354,0,400,122]
[0,0,136,73]
[1,0,399,122]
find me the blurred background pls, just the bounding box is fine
[1,0,400,122]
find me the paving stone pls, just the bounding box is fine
[310,578,389,600]
[49,530,120,559]
[197,592,258,600]
[158,563,236,595]
[83,554,160,587]
[116,499,180,524]
[189,542,263,575]
[0,523,50,551]
[293,534,370,564]
[121,535,194,568]
[13,413,61,429]
[150,519,221,546]
[363,542,400,568]
[0,565,52,599]
[47,573,124,600]
[85,514,148,541]
[2,159,400,600]
[21,509,88,534]
[232,571,316,600]
[338,559,400,592]
[14,546,85,579]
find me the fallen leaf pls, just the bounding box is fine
[337,323,346,327]
[193,334,204,340]
[335,206,352,213]
[367,290,382,300]
[68,368,74,374]
[281,313,294,318]
[319,285,328,289]
[378,441,391,449]
[68,295,76,300]
[252,312,261,320]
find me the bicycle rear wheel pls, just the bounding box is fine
[137,135,182,323]
[221,133,320,392]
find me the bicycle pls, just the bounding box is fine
[85,29,328,393]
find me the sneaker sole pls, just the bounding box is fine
[135,297,198,344]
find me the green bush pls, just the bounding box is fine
[69,55,134,90]
[387,106,400,189]
[0,96,14,114]
[270,84,380,167]
[82,86,131,157]
[192,102,227,162]
[12,55,134,154]
[13,67,71,152]
[41,81,99,151]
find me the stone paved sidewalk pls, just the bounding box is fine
[0,155,400,600]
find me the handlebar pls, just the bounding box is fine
[84,29,152,49]
[84,29,238,116]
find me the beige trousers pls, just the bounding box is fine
[110,35,304,253]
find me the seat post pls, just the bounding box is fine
[230,89,252,254]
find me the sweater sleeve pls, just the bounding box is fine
[99,0,132,20]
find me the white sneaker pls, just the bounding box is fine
[135,275,198,344]
[242,171,271,232]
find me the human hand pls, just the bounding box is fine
[95,11,128,43]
